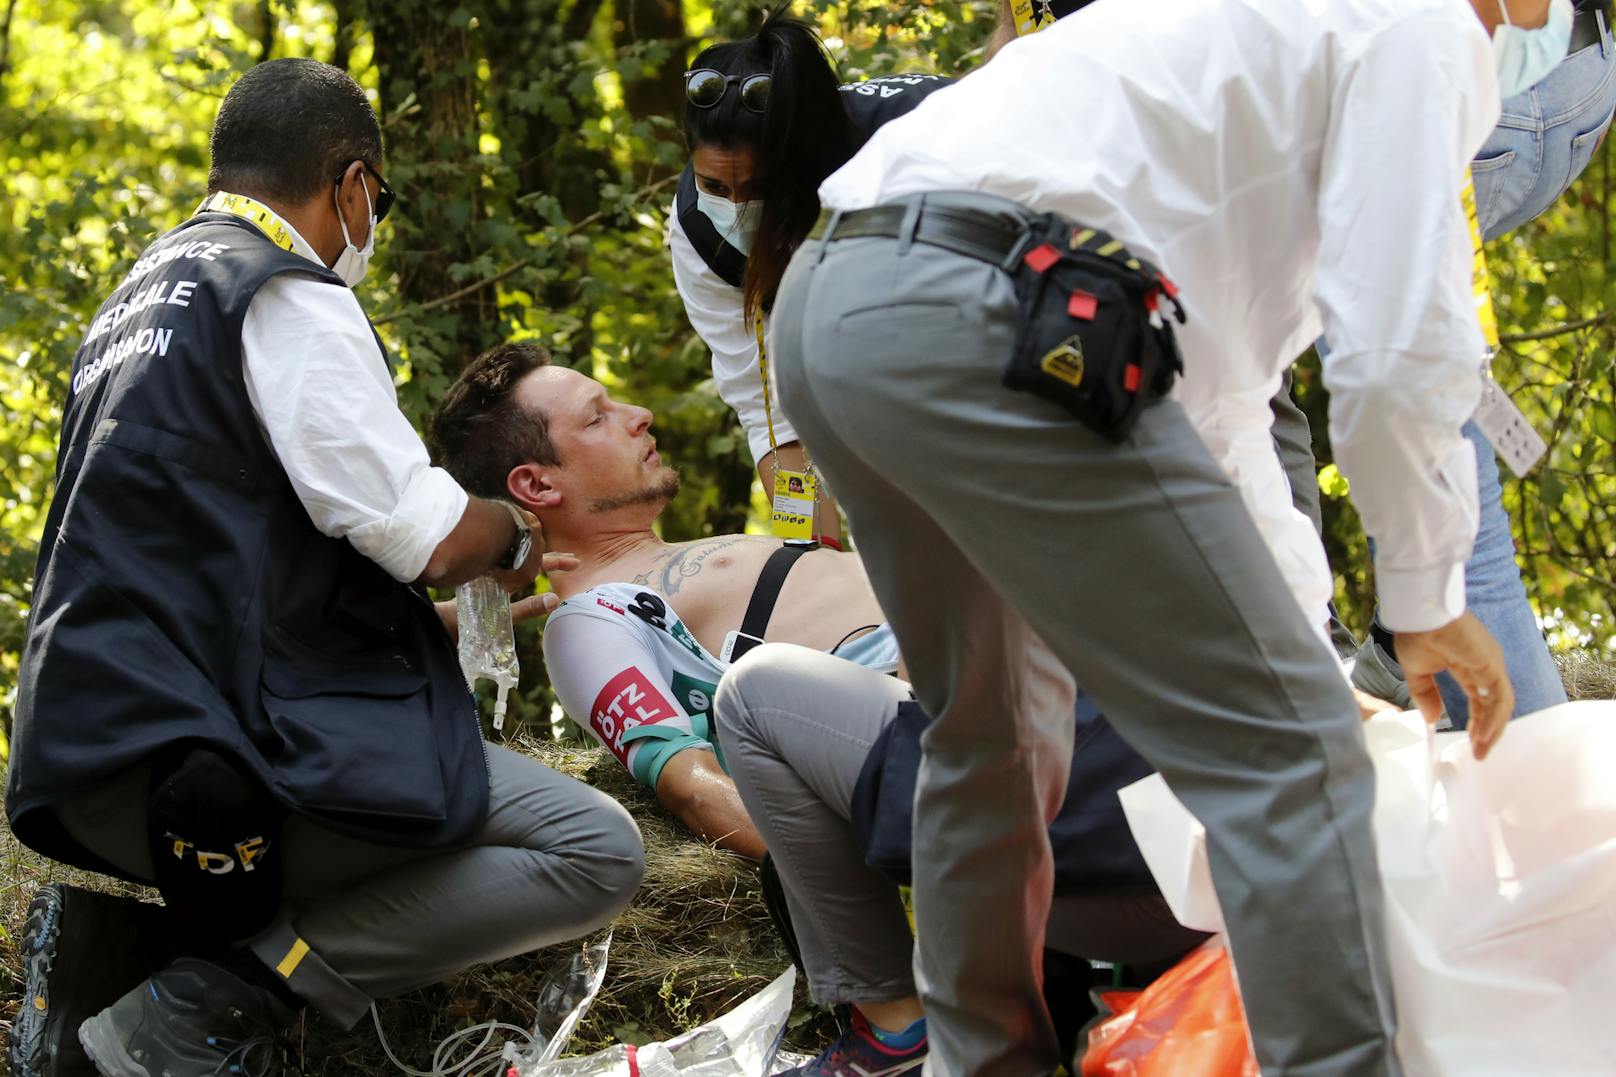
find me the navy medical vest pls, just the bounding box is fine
[7,214,489,877]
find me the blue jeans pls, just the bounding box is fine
[1470,19,1616,241]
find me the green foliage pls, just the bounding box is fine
[1,0,1613,760]
[0,0,998,746]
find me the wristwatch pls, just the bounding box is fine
[494,499,533,571]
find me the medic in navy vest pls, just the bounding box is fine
[6,208,488,878]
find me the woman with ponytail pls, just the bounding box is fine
[668,5,950,544]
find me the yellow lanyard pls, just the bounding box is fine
[1460,167,1500,351]
[195,191,298,253]
[756,311,783,458]
[756,310,811,474]
[756,310,824,542]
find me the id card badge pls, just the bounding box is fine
[771,469,817,542]
[1473,375,1547,478]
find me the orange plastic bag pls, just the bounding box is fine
[1081,942,1259,1077]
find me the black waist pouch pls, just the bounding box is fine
[1004,216,1187,442]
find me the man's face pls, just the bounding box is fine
[513,366,680,514]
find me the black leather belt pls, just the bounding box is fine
[1573,2,1612,55]
[808,203,1033,270]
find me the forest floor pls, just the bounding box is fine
[0,737,835,1074]
[1,652,1612,1073]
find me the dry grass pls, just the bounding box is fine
[6,655,1612,1072]
[0,737,832,1075]
[1557,649,1616,703]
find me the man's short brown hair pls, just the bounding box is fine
[429,342,559,499]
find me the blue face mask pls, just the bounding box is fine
[696,189,762,257]
[1493,0,1574,100]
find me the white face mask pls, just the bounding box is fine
[1493,0,1574,101]
[696,188,762,256]
[332,177,376,287]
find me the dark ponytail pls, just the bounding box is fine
[684,5,859,319]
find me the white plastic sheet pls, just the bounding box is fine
[511,965,810,1077]
[1118,702,1616,1076]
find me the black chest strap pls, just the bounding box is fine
[731,544,815,662]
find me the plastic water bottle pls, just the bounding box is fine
[456,576,519,732]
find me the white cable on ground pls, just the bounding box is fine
[371,1006,538,1077]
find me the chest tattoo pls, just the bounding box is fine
[629,536,766,597]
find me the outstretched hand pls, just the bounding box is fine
[1395,610,1513,760]
[512,551,582,623]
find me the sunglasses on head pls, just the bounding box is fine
[335,162,396,224]
[684,69,771,113]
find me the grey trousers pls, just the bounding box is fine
[53,744,644,1028]
[770,193,1399,1077]
[715,643,1206,1007]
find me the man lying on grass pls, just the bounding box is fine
[429,341,904,860]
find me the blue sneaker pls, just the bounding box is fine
[783,1009,927,1077]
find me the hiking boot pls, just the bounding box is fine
[78,958,292,1077]
[782,1009,927,1077]
[8,884,162,1077]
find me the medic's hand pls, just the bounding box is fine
[499,548,580,626]
[486,507,547,595]
[1395,610,1513,760]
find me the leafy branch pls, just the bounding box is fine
[372,173,679,325]
[1499,312,1612,344]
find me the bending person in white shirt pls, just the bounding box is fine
[429,341,1217,1074]
[767,1,1557,1074]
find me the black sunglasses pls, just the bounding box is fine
[335,162,397,224]
[684,69,771,113]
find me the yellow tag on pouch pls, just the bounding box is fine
[771,469,817,542]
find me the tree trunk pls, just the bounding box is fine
[257,0,275,61]
[479,0,614,369]
[0,0,17,87]
[613,0,687,148]
[483,0,611,222]
[329,0,355,73]
[368,1,502,365]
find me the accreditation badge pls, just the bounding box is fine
[771,470,817,542]
[1473,376,1547,478]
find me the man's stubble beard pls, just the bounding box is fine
[588,466,681,514]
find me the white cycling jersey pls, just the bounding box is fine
[544,581,900,789]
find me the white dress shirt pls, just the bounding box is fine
[238,213,467,582]
[818,0,1499,633]
[668,209,796,464]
